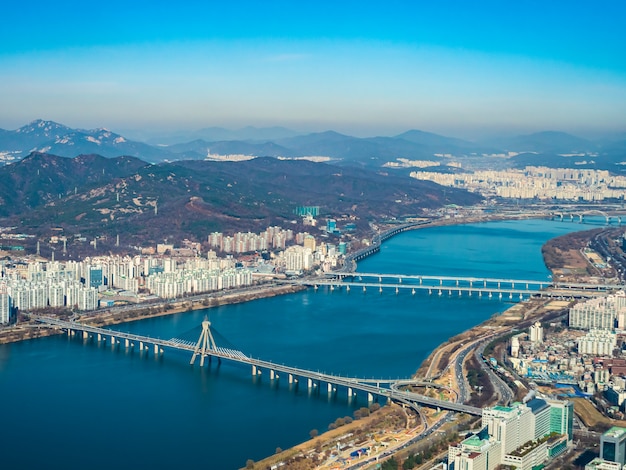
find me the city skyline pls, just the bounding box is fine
[1,1,625,139]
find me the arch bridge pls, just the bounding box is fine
[551,209,620,224]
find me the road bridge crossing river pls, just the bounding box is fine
[297,272,623,299]
[36,316,482,416]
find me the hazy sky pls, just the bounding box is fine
[1,1,625,138]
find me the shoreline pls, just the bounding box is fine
[0,283,305,345]
[0,216,604,468]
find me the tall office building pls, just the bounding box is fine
[601,427,626,465]
[482,404,534,455]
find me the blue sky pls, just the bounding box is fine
[0,1,624,138]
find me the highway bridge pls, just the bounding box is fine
[36,316,482,416]
[291,272,623,299]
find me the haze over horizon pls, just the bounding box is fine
[1,1,625,140]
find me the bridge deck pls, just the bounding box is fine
[36,317,482,416]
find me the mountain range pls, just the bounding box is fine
[1,120,623,171]
[0,152,481,250]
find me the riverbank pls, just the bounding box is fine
[0,283,305,345]
[246,221,608,469]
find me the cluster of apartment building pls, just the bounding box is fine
[448,398,572,470]
[505,293,626,413]
[0,225,349,324]
[207,227,304,253]
[410,167,626,201]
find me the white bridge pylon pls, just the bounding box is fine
[190,317,219,367]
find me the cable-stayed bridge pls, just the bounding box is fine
[36,316,482,416]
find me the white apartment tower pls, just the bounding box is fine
[529,321,544,343]
[0,289,11,324]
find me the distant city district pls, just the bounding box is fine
[410,167,626,201]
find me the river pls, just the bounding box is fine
[0,219,598,469]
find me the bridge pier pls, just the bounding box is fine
[270,370,276,380]
[125,338,130,348]
[252,365,258,375]
[82,331,89,340]
[288,373,293,384]
[97,333,102,342]
[139,341,144,351]
[368,392,373,402]
[110,335,115,345]
[363,286,366,293]
[347,387,353,398]
[307,378,313,389]
[153,344,160,355]
[327,383,333,394]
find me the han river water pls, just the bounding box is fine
[0,219,600,469]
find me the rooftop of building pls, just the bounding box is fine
[462,434,490,450]
[604,426,626,438]
[526,398,550,414]
[491,405,514,413]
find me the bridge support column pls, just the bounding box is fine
[97,333,102,342]
[288,373,293,384]
[308,378,313,389]
[347,387,353,398]
[67,329,72,336]
[252,365,258,375]
[368,393,373,403]
[139,341,144,351]
[125,338,130,348]
[270,370,275,380]
[110,335,115,344]
[82,331,89,340]
[153,344,159,355]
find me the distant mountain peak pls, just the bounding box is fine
[17,119,70,134]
